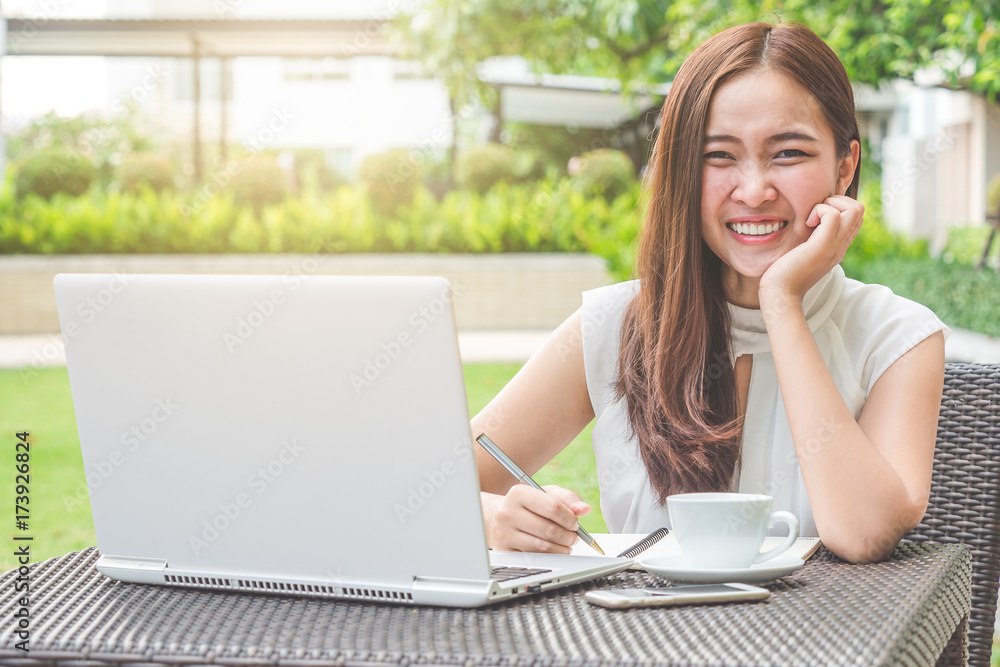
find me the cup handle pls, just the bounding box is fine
[753,511,799,565]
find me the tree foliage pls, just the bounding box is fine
[401,0,1000,109]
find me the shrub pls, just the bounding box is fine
[841,184,928,279]
[0,177,642,280]
[265,147,346,196]
[231,156,288,210]
[987,173,1000,217]
[14,148,96,200]
[570,149,636,200]
[514,148,548,183]
[358,149,423,215]
[422,154,453,200]
[116,153,174,193]
[455,144,520,194]
[297,157,347,196]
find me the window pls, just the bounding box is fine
[283,57,350,82]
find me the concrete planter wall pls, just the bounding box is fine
[0,253,613,335]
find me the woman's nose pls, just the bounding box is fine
[730,165,777,208]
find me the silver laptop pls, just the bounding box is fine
[54,273,629,607]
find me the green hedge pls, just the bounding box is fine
[14,148,97,200]
[841,183,929,279]
[5,169,998,338]
[570,149,636,201]
[0,177,642,280]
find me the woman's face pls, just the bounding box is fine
[699,68,857,284]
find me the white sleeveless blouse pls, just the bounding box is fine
[581,266,949,537]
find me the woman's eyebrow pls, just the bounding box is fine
[703,134,740,144]
[702,131,819,144]
[767,132,819,143]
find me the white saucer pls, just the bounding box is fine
[637,555,805,584]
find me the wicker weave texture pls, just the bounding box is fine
[0,543,971,666]
[904,363,1000,667]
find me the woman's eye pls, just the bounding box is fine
[776,149,808,159]
[703,151,732,160]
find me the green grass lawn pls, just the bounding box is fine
[0,363,604,573]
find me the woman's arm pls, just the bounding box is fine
[763,300,943,563]
[759,194,944,563]
[471,308,597,553]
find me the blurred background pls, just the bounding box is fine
[1,0,999,657]
[0,0,998,285]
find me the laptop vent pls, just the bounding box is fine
[164,574,233,588]
[233,579,340,595]
[340,587,414,602]
[163,574,413,602]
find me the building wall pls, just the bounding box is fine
[880,81,1000,246]
[987,101,1000,215]
[102,0,452,180]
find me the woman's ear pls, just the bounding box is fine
[836,140,861,195]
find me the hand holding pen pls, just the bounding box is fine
[476,433,606,555]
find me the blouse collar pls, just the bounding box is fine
[728,265,846,359]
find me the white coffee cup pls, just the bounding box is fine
[667,492,799,569]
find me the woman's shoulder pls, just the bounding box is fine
[582,280,640,313]
[580,280,639,409]
[832,276,944,332]
[830,275,949,393]
[581,280,639,350]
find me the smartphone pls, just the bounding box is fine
[584,583,769,609]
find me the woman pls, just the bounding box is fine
[471,22,947,564]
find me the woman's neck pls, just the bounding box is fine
[723,270,761,310]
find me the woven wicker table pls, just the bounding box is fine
[0,542,972,666]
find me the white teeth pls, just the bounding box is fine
[729,221,785,236]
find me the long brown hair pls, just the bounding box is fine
[615,22,861,504]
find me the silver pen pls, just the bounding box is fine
[476,432,606,555]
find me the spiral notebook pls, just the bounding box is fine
[571,528,822,567]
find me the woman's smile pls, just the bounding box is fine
[725,217,789,243]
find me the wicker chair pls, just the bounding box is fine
[903,362,1000,667]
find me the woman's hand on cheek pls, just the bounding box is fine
[759,195,864,304]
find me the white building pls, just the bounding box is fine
[878,80,1000,248]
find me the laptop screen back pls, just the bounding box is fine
[54,273,491,586]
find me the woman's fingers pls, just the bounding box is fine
[544,484,591,516]
[489,485,587,553]
[761,195,864,301]
[805,202,839,229]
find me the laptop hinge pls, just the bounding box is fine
[97,555,168,572]
[411,576,493,606]
[96,554,170,586]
